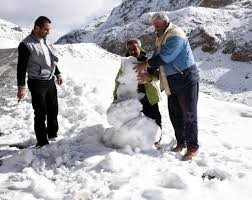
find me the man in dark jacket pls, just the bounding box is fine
[135,12,200,161]
[16,16,63,147]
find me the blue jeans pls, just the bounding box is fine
[168,83,199,148]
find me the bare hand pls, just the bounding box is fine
[133,61,149,73]
[56,76,63,85]
[112,96,117,103]
[17,88,26,102]
[137,72,152,83]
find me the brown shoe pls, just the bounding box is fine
[182,147,198,161]
[171,144,185,152]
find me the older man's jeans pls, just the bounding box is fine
[168,83,199,149]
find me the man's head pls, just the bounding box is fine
[126,39,142,57]
[33,16,51,39]
[151,12,170,37]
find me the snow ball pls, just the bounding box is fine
[107,99,142,128]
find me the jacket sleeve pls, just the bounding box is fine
[113,67,123,98]
[54,66,61,76]
[148,55,165,69]
[17,42,30,88]
[159,37,185,63]
[148,37,185,68]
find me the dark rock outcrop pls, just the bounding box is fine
[200,0,234,8]
[231,42,252,62]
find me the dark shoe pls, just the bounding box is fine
[182,147,198,161]
[48,137,57,141]
[154,141,162,150]
[48,134,57,141]
[171,144,185,152]
[35,141,49,148]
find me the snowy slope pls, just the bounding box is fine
[0,19,29,49]
[194,48,252,106]
[0,43,252,200]
[56,0,202,46]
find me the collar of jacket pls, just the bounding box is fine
[30,31,47,43]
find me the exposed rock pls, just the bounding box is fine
[231,42,252,62]
[138,32,156,54]
[222,40,236,54]
[101,32,156,56]
[188,27,206,49]
[11,26,23,32]
[189,27,219,53]
[200,0,234,8]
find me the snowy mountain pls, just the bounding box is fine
[1,42,252,200]
[56,0,252,63]
[0,19,29,49]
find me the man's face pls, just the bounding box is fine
[127,43,141,57]
[34,22,51,39]
[153,20,168,37]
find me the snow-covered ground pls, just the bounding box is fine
[0,19,28,49]
[0,43,252,199]
[194,48,252,106]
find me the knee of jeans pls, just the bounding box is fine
[34,112,46,121]
[186,111,197,122]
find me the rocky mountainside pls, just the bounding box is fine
[0,19,29,49]
[56,0,252,62]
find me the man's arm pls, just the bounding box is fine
[17,42,30,88]
[16,42,30,102]
[148,37,185,68]
[54,66,63,85]
[134,37,185,73]
[54,66,60,76]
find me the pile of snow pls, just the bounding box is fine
[0,19,29,49]
[116,56,139,99]
[105,56,160,151]
[107,99,143,127]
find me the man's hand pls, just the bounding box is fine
[133,61,149,73]
[17,88,26,102]
[137,72,152,83]
[56,75,63,85]
[112,96,118,103]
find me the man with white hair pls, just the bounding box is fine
[135,12,200,161]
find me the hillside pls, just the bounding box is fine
[0,19,29,49]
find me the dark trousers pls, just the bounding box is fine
[140,96,162,128]
[28,78,58,145]
[168,83,199,148]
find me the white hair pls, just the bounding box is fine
[126,39,142,49]
[150,12,170,24]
